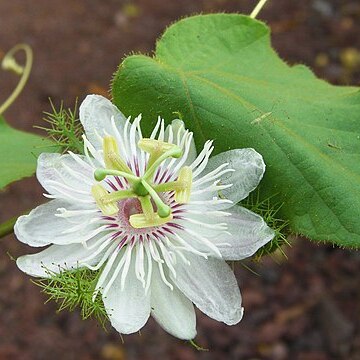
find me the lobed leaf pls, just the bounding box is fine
[112,14,360,247]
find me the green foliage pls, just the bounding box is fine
[242,191,290,260]
[33,267,108,328]
[0,115,56,189]
[111,14,360,248]
[39,100,84,154]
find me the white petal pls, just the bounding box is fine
[204,148,265,207]
[151,266,196,340]
[213,205,275,260]
[102,255,150,334]
[16,243,103,277]
[37,152,94,203]
[172,254,243,325]
[164,119,197,166]
[79,95,126,150]
[14,200,100,247]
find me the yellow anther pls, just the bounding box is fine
[91,184,119,216]
[129,194,172,228]
[129,212,173,229]
[138,138,182,169]
[103,136,132,173]
[174,166,192,204]
[138,138,175,156]
[138,138,176,155]
[152,166,193,203]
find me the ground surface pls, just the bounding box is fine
[0,1,359,359]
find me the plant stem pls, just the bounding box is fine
[0,215,18,239]
[250,0,269,19]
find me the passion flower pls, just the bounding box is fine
[15,95,274,339]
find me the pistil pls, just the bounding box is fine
[140,180,171,218]
[92,136,192,229]
[94,168,139,183]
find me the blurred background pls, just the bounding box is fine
[0,1,359,359]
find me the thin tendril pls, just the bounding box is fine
[250,0,269,19]
[0,44,33,115]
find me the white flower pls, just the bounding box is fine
[15,95,274,340]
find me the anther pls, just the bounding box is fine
[130,195,172,228]
[153,166,193,204]
[138,138,179,168]
[174,166,192,204]
[103,136,132,174]
[91,184,119,216]
[129,212,173,229]
[140,139,183,181]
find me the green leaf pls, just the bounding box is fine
[112,14,360,248]
[0,116,57,189]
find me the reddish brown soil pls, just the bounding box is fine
[0,1,359,359]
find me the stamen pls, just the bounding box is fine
[130,213,173,228]
[103,136,132,173]
[152,166,193,204]
[141,139,183,181]
[174,166,192,204]
[139,138,178,168]
[130,195,173,229]
[91,184,119,215]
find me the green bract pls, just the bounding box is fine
[0,116,55,189]
[112,14,360,248]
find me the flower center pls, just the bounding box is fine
[121,197,142,219]
[91,136,193,229]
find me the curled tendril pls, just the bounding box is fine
[0,44,33,115]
